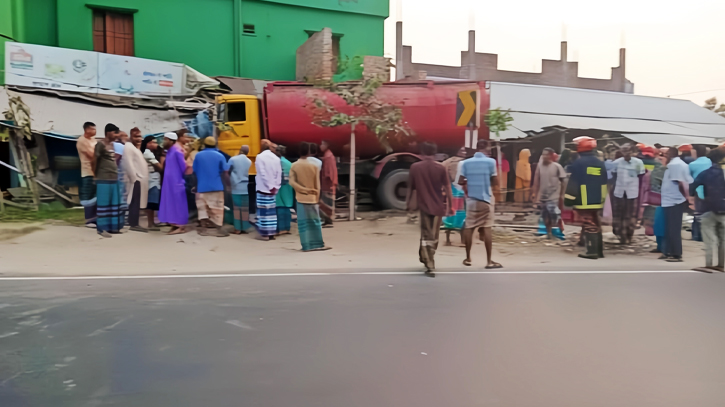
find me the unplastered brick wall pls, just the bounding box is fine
[296,28,335,82]
[363,56,391,81]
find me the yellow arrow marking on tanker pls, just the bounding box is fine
[457,91,476,126]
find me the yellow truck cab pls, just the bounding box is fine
[216,94,263,175]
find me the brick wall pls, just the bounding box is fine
[296,27,335,82]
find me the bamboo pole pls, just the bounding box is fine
[349,122,356,221]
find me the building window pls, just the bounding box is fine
[243,24,256,36]
[93,10,134,56]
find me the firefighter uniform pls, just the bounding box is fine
[565,139,608,259]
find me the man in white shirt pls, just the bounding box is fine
[255,140,282,240]
[610,143,646,244]
[660,147,693,262]
[307,143,323,170]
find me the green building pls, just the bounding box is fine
[1,0,389,84]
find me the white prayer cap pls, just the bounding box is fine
[164,132,178,140]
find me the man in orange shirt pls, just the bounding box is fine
[76,122,98,227]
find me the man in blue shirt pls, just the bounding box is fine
[228,145,253,234]
[460,139,501,269]
[690,148,725,272]
[193,137,231,237]
[689,145,710,242]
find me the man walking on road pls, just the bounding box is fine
[690,148,725,272]
[610,143,645,244]
[193,137,230,237]
[460,139,501,269]
[76,122,98,228]
[532,147,566,240]
[290,142,330,252]
[406,142,451,276]
[319,140,338,227]
[660,147,693,262]
[255,140,282,241]
[565,137,608,259]
[228,145,252,234]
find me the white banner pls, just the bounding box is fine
[97,53,183,96]
[5,42,98,93]
[4,43,217,98]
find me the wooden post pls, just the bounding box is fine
[9,128,39,210]
[349,122,356,221]
[496,142,503,202]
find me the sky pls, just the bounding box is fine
[383,0,725,106]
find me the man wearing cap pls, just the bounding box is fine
[610,143,645,245]
[679,144,694,164]
[565,137,608,259]
[159,132,189,235]
[193,137,230,237]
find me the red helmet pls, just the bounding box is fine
[574,136,597,153]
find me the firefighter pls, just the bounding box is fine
[565,136,608,259]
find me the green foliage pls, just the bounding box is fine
[333,55,365,83]
[0,207,85,225]
[485,108,514,139]
[306,77,411,153]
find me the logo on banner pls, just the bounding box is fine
[72,59,87,73]
[9,48,33,70]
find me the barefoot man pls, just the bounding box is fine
[460,139,502,269]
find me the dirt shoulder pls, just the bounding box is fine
[0,213,705,277]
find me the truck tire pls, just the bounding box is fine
[376,169,409,210]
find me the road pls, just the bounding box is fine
[1,271,724,407]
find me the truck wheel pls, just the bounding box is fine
[376,169,409,210]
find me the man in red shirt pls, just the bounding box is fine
[319,140,338,227]
[406,142,453,277]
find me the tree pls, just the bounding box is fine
[484,108,514,198]
[704,97,725,118]
[306,77,411,220]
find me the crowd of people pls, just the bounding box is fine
[407,136,725,276]
[75,122,338,252]
[76,122,725,276]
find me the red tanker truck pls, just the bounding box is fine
[216,80,490,210]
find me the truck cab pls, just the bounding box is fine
[216,94,262,174]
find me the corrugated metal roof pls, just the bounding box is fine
[489,82,725,145]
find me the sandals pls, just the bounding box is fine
[485,262,503,269]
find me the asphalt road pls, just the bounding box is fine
[1,271,724,407]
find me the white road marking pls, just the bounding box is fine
[0,269,699,281]
[88,318,128,337]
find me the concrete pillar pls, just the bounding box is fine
[467,30,476,80]
[618,48,626,77]
[560,41,567,62]
[395,21,404,80]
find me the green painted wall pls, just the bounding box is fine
[24,0,58,46]
[57,0,236,76]
[3,0,387,83]
[241,0,385,79]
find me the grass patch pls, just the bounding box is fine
[0,207,85,225]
